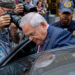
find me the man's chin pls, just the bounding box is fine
[33,40,43,45]
[35,42,42,45]
[62,22,69,25]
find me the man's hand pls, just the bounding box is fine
[0,15,11,28]
[14,3,24,14]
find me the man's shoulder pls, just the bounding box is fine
[72,20,75,26]
[46,26,73,49]
[69,20,75,29]
[48,25,71,36]
[49,25,67,31]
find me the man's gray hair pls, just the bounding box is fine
[20,12,48,27]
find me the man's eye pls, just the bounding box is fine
[30,32,35,36]
[25,32,35,37]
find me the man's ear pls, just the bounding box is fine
[58,10,61,16]
[40,22,47,28]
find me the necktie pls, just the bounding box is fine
[38,45,42,53]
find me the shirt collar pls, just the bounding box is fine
[42,24,51,45]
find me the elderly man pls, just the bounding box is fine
[52,0,75,36]
[20,12,75,53]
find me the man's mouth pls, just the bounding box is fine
[63,19,68,22]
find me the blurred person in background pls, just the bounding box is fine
[42,0,48,11]
[52,0,75,36]
[24,0,34,7]
[32,0,39,6]
[36,1,46,14]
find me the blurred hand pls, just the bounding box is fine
[14,3,24,14]
[0,15,11,28]
[41,10,46,14]
[0,7,13,15]
[9,23,20,43]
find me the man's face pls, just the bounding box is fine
[58,11,73,26]
[22,23,47,45]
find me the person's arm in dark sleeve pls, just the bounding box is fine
[54,30,75,48]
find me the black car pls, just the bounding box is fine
[0,38,75,75]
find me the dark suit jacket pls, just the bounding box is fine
[36,25,75,53]
[51,20,75,33]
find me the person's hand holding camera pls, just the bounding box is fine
[14,3,24,14]
[0,15,11,28]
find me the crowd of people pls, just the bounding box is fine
[0,0,75,61]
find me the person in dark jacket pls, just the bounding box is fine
[52,0,75,36]
[0,15,20,62]
[20,12,75,53]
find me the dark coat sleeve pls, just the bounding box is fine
[51,26,75,48]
